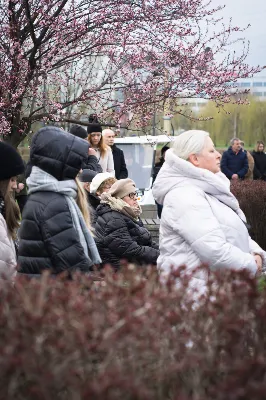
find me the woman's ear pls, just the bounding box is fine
[188,153,200,167]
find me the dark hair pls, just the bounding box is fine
[0,179,20,239]
[161,145,170,156]
[69,125,87,140]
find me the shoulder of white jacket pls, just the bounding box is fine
[165,185,206,208]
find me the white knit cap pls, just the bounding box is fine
[90,172,112,194]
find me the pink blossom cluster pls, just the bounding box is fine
[0,0,261,145]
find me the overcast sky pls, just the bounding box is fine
[210,0,266,75]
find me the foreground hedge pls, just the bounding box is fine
[231,180,266,249]
[1,267,266,399]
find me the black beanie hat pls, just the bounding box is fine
[0,142,25,181]
[79,169,98,183]
[87,123,102,135]
[69,125,88,139]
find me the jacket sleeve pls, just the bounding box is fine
[118,151,128,179]
[248,237,266,270]
[40,198,92,273]
[106,148,115,176]
[83,155,102,173]
[221,152,233,179]
[0,217,17,281]
[237,153,249,178]
[167,189,257,275]
[104,216,159,265]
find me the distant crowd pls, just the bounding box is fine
[0,126,265,293]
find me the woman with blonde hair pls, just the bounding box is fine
[152,130,266,289]
[0,142,25,281]
[87,123,115,176]
[18,126,101,275]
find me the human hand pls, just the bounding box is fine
[18,183,24,191]
[88,148,97,157]
[254,254,263,273]
[232,174,238,180]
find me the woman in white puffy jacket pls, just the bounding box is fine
[0,141,25,282]
[152,130,265,286]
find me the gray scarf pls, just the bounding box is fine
[27,166,101,267]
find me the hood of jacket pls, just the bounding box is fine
[30,126,89,181]
[152,148,243,217]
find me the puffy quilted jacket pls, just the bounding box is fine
[94,203,159,270]
[0,214,17,281]
[18,126,93,274]
[152,149,266,285]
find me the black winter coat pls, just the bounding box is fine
[18,126,92,275]
[111,145,128,179]
[94,203,159,270]
[252,151,266,179]
[83,154,103,173]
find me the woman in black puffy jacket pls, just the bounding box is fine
[94,178,159,270]
[18,126,101,276]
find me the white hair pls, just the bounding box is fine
[102,128,115,136]
[172,130,210,160]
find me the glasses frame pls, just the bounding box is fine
[128,192,138,199]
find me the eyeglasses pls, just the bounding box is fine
[128,192,138,199]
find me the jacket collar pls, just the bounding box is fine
[153,149,245,220]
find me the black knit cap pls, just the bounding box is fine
[87,123,102,135]
[69,125,88,139]
[0,142,25,181]
[79,169,98,183]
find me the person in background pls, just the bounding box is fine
[88,172,116,223]
[152,145,170,219]
[152,130,265,292]
[240,140,254,180]
[70,125,102,173]
[221,137,248,180]
[102,128,128,179]
[18,126,101,276]
[79,169,98,195]
[0,142,25,282]
[252,141,266,180]
[87,123,115,176]
[94,178,159,270]
[152,145,170,183]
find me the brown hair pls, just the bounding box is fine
[97,178,117,195]
[87,133,108,157]
[255,141,265,152]
[75,178,92,230]
[0,179,20,239]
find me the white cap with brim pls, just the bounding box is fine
[90,172,112,194]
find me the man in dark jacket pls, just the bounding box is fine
[221,137,248,180]
[102,129,128,179]
[70,125,102,173]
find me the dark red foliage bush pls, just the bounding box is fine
[231,180,266,249]
[1,266,266,400]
